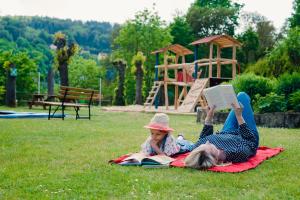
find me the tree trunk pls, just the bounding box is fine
[135,63,143,105]
[247,50,255,63]
[5,72,16,107]
[47,67,54,96]
[59,62,69,86]
[115,62,126,105]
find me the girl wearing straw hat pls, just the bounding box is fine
[141,113,185,156]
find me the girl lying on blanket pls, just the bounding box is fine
[141,113,192,156]
[183,92,260,169]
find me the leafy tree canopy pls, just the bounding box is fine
[169,14,194,47]
[0,50,38,101]
[186,0,243,37]
[69,55,100,90]
[290,0,300,28]
[193,0,234,8]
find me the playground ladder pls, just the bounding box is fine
[178,78,209,113]
[144,81,162,108]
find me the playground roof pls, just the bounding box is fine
[151,44,193,55]
[190,35,241,48]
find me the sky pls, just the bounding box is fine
[0,0,294,31]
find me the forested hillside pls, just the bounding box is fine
[0,16,113,54]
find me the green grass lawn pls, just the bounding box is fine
[0,106,299,199]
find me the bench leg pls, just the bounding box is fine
[62,106,65,120]
[48,105,51,120]
[88,106,91,120]
[74,106,79,120]
[51,105,61,119]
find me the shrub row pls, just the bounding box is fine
[230,72,300,113]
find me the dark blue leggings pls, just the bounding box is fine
[221,92,259,147]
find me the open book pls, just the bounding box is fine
[119,153,175,167]
[202,84,239,111]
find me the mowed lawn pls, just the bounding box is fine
[0,106,299,199]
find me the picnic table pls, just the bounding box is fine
[28,94,57,109]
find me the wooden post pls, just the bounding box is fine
[194,44,199,79]
[164,52,169,110]
[174,54,179,109]
[175,55,179,81]
[232,45,236,79]
[155,53,159,109]
[217,45,221,78]
[175,85,178,109]
[209,43,213,78]
[182,55,187,97]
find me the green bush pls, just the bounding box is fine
[289,90,300,112]
[276,72,300,98]
[245,57,271,77]
[231,73,274,101]
[254,93,287,113]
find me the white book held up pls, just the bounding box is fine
[202,84,239,111]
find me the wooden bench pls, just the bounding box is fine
[43,86,100,120]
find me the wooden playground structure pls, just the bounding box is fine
[144,34,241,113]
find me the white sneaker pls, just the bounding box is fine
[177,134,185,140]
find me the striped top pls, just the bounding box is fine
[189,123,258,163]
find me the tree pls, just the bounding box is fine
[186,0,243,38]
[256,21,276,57]
[246,28,300,77]
[290,0,300,28]
[47,67,55,96]
[237,28,259,64]
[240,11,267,31]
[98,56,117,102]
[68,55,100,89]
[4,62,17,107]
[285,27,300,66]
[240,12,276,58]
[132,51,146,105]
[113,8,172,104]
[112,59,126,105]
[53,32,78,86]
[169,14,194,47]
[0,51,37,106]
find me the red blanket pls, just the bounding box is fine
[111,146,284,173]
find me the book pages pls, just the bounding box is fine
[142,155,175,165]
[203,85,239,111]
[123,152,148,164]
[122,153,175,165]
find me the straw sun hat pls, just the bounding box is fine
[144,113,174,132]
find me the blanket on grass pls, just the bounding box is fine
[110,146,284,173]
